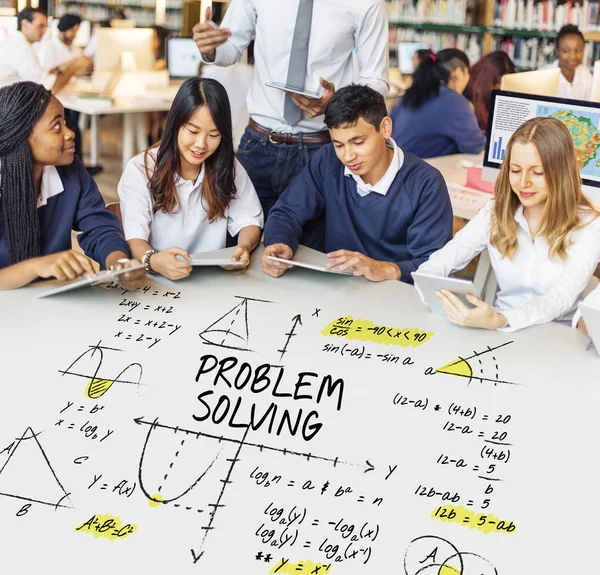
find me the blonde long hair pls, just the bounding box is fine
[490,117,599,260]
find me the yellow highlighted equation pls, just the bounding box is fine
[270,559,331,574]
[86,377,115,399]
[75,513,137,540]
[431,505,516,535]
[439,567,461,575]
[322,315,433,348]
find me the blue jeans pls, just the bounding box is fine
[236,125,325,219]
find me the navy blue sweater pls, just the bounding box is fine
[264,145,453,283]
[0,158,129,270]
[390,86,486,159]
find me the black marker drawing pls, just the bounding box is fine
[134,416,368,564]
[404,535,498,575]
[199,296,272,352]
[59,340,144,398]
[0,427,72,509]
[434,341,520,387]
[277,314,302,361]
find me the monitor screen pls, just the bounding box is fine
[397,42,427,75]
[484,90,600,190]
[168,37,201,78]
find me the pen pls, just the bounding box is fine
[586,340,594,351]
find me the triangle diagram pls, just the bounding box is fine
[436,357,473,379]
[0,428,71,508]
[199,299,250,350]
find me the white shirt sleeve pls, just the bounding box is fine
[201,0,256,67]
[15,37,56,90]
[38,39,58,71]
[227,159,264,236]
[117,155,154,242]
[417,201,492,277]
[355,0,389,96]
[501,216,600,332]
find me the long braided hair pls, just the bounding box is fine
[0,81,52,264]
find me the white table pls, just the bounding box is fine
[58,84,181,168]
[0,248,598,573]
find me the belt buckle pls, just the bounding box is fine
[268,129,281,144]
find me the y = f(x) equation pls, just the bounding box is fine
[134,417,373,564]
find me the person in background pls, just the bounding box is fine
[192,1,389,224]
[390,49,485,158]
[411,48,434,73]
[146,25,170,147]
[118,78,263,281]
[261,85,452,283]
[416,117,600,332]
[0,81,144,289]
[0,8,92,93]
[544,24,592,101]
[464,51,515,131]
[38,14,91,164]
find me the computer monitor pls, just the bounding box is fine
[167,37,201,78]
[0,16,17,42]
[500,68,561,97]
[483,90,600,203]
[94,28,154,74]
[397,42,428,75]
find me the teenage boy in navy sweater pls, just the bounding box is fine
[262,84,453,283]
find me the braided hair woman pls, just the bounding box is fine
[0,81,145,289]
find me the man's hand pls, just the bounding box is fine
[262,244,294,278]
[74,55,93,76]
[149,247,192,280]
[435,290,507,330]
[286,77,335,119]
[223,244,251,270]
[34,250,96,281]
[192,7,231,62]
[326,250,400,282]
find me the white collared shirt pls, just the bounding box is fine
[344,139,404,197]
[37,165,64,207]
[417,201,600,332]
[203,0,389,133]
[118,150,264,253]
[549,60,593,101]
[0,31,55,90]
[38,36,81,71]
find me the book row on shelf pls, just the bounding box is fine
[54,3,182,30]
[386,0,475,26]
[57,0,183,9]
[494,0,600,33]
[393,27,484,63]
[493,34,600,69]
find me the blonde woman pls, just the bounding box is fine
[416,116,600,332]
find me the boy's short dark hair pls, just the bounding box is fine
[17,7,46,31]
[557,24,584,48]
[324,84,387,131]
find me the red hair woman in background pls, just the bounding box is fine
[465,51,515,131]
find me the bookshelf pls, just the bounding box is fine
[52,0,184,33]
[387,0,600,70]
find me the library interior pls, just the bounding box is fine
[1,1,600,574]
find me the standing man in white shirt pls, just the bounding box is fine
[0,8,91,93]
[192,0,389,227]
